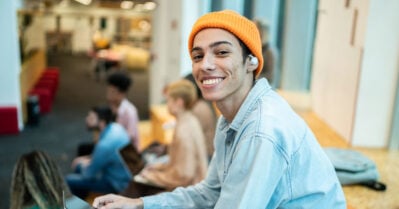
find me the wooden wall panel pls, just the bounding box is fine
[311,0,369,142]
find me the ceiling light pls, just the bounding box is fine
[74,0,92,5]
[121,1,134,9]
[144,2,157,11]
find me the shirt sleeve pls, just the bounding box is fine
[117,109,139,140]
[143,134,288,209]
[81,142,111,179]
[142,154,221,209]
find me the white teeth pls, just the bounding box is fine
[203,78,223,85]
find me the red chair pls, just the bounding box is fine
[40,73,59,90]
[44,66,60,77]
[35,78,57,101]
[43,67,60,84]
[0,106,19,134]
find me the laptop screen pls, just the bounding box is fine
[65,195,93,209]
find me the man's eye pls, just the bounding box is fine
[192,55,203,61]
[217,50,229,55]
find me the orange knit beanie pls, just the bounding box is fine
[188,10,263,77]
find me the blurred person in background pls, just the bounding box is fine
[10,150,70,209]
[106,72,140,150]
[67,105,131,199]
[122,79,208,198]
[184,73,217,160]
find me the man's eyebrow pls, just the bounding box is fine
[210,41,232,48]
[191,41,233,53]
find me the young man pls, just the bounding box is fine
[106,72,140,149]
[66,106,131,199]
[93,10,346,209]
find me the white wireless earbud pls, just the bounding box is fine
[248,55,258,66]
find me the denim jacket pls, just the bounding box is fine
[143,78,346,209]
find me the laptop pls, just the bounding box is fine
[119,143,168,185]
[119,143,145,178]
[64,194,93,209]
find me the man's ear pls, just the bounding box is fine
[247,55,258,72]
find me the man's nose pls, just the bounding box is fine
[200,54,216,71]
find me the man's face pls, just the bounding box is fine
[166,94,180,116]
[85,110,99,131]
[106,85,122,105]
[190,28,254,103]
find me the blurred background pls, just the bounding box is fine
[0,0,398,208]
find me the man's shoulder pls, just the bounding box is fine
[120,99,137,110]
[105,123,129,139]
[119,99,138,116]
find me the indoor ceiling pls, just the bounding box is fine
[24,0,157,11]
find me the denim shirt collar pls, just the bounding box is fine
[219,78,272,132]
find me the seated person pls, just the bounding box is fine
[66,105,131,199]
[106,72,140,149]
[10,150,70,209]
[184,73,217,159]
[123,79,208,197]
[76,72,139,156]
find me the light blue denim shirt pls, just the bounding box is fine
[82,123,131,192]
[143,78,346,209]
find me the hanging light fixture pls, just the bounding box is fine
[74,0,92,5]
[120,0,134,9]
[143,1,156,11]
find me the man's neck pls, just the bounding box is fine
[216,82,253,123]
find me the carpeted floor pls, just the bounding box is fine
[0,52,149,209]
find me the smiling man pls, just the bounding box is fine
[93,10,346,209]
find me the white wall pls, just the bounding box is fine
[149,0,205,105]
[352,0,399,147]
[388,72,399,149]
[149,0,181,105]
[0,1,23,129]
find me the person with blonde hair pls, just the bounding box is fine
[10,150,70,209]
[128,79,208,193]
[184,73,217,160]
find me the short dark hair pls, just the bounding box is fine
[238,38,251,64]
[107,72,132,93]
[92,105,115,124]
